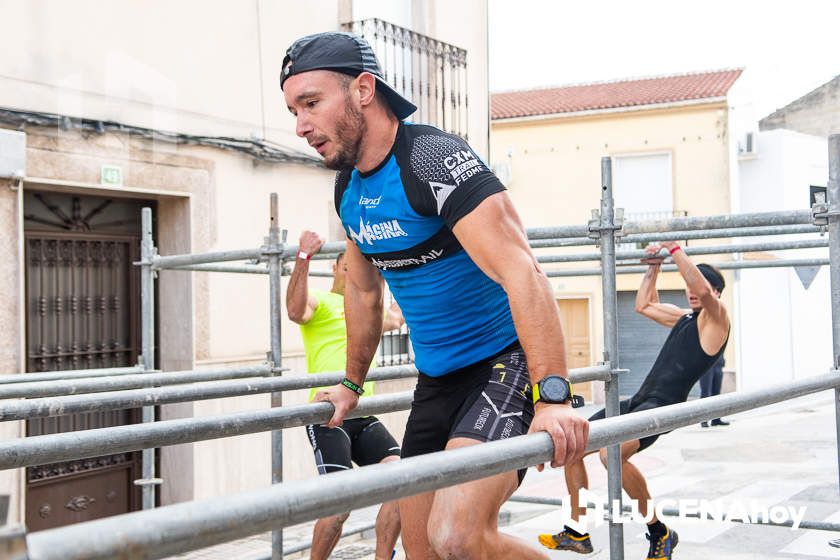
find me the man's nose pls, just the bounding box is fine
[296,114,313,138]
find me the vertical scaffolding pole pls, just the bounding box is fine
[827,135,840,493]
[267,193,284,559]
[139,208,157,509]
[599,157,625,559]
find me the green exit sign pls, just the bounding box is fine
[101,165,123,186]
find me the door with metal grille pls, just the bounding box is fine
[23,191,150,531]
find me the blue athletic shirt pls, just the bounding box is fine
[335,122,518,377]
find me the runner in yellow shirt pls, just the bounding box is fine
[287,230,404,560]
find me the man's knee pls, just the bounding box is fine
[427,517,485,560]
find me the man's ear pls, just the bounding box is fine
[356,72,377,107]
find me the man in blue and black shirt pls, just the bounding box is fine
[282,31,589,560]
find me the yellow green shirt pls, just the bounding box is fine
[300,290,375,401]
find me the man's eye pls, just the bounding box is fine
[307,100,318,108]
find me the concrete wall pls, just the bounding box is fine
[760,76,840,138]
[737,129,832,391]
[490,102,739,399]
[0,0,490,514]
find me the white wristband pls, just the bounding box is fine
[297,251,310,261]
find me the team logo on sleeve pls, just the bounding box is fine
[429,182,456,213]
[444,149,485,185]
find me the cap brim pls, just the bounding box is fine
[374,76,417,120]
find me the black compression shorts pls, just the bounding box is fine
[588,397,669,452]
[401,341,534,485]
[306,416,401,474]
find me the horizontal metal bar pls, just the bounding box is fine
[545,258,830,278]
[620,224,822,244]
[568,364,611,382]
[622,209,814,236]
[281,241,346,260]
[538,239,829,264]
[0,393,415,470]
[24,371,840,560]
[0,366,144,385]
[0,365,608,462]
[151,248,263,270]
[0,365,275,399]
[281,225,825,255]
[0,365,420,421]
[507,495,840,533]
[526,224,593,241]
[170,263,268,274]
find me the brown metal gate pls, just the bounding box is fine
[23,191,151,531]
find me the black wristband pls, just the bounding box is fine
[341,378,364,395]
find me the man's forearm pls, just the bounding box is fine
[503,264,568,382]
[636,264,661,309]
[285,258,310,319]
[672,251,710,295]
[344,285,384,385]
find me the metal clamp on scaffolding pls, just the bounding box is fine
[587,208,625,245]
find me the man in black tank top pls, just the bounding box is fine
[539,242,730,560]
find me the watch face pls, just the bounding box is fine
[541,376,571,403]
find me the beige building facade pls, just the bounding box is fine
[0,0,491,528]
[490,70,744,402]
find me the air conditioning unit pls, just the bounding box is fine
[0,129,26,179]
[738,131,757,155]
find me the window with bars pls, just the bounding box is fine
[342,18,469,139]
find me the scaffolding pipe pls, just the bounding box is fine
[0,366,422,422]
[528,224,823,249]
[171,263,268,274]
[266,193,285,560]
[828,134,840,493]
[545,258,830,278]
[0,366,144,385]
[622,209,814,235]
[0,365,277,399]
[0,393,415,470]
[150,248,263,270]
[0,363,609,428]
[139,208,156,510]
[538,238,829,264]
[22,371,840,560]
[598,157,624,559]
[0,364,610,421]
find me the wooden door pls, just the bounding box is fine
[556,298,592,402]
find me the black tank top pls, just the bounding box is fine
[632,311,728,406]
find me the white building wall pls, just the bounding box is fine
[736,129,831,391]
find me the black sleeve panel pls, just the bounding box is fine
[401,124,507,229]
[333,169,352,217]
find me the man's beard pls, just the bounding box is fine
[323,102,366,170]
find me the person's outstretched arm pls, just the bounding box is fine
[286,231,323,324]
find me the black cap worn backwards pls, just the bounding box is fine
[281,31,417,120]
[697,263,725,294]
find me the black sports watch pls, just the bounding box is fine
[533,375,585,408]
